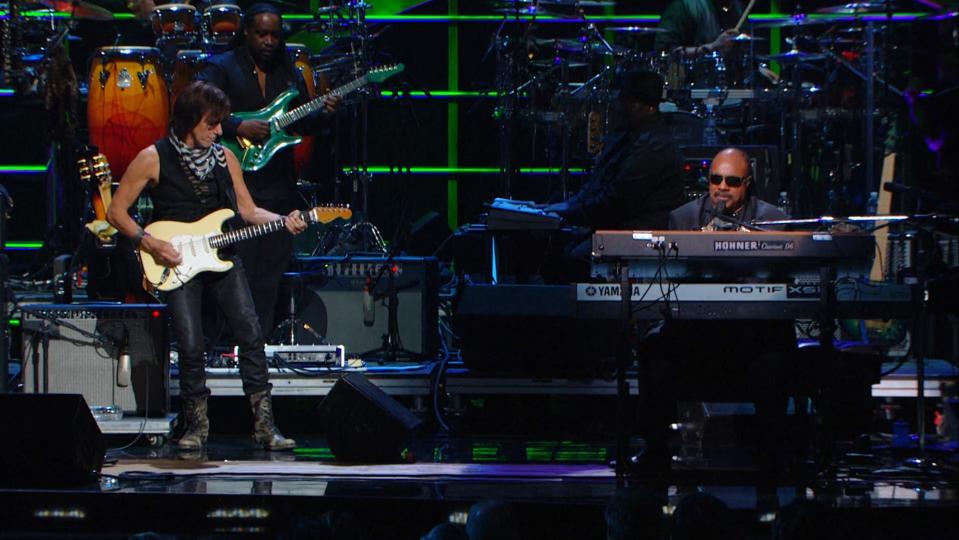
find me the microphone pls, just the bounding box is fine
[363,276,375,327]
[882,182,912,194]
[883,182,939,200]
[117,352,131,387]
[715,199,726,216]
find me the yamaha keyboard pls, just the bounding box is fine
[574,281,915,319]
[485,198,562,231]
[456,282,915,321]
[591,230,876,280]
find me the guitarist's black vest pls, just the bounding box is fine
[149,138,238,224]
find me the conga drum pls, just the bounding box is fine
[87,46,169,180]
[288,43,317,99]
[170,49,210,105]
[151,3,199,47]
[203,3,242,51]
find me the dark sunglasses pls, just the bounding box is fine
[709,174,750,188]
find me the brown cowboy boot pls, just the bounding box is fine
[250,390,296,450]
[177,396,210,450]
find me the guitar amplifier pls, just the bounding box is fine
[21,304,170,417]
[287,257,439,358]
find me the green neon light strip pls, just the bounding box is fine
[771,1,781,76]
[0,89,13,96]
[382,90,491,99]
[348,167,584,174]
[447,0,459,230]
[8,319,20,328]
[5,242,44,249]
[0,165,48,173]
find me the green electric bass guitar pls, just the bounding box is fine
[222,63,405,171]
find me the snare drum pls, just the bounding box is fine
[203,4,242,50]
[151,3,198,47]
[87,47,169,180]
[171,49,210,104]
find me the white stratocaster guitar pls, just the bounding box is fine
[139,205,351,293]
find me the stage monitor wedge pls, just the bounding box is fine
[318,373,423,462]
[0,394,106,487]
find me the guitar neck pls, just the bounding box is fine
[277,75,369,129]
[209,210,308,249]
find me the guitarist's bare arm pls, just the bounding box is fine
[107,145,183,267]
[225,149,307,235]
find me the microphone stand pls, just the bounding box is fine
[703,204,770,231]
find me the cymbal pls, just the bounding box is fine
[759,50,826,63]
[731,33,766,42]
[492,6,560,17]
[752,15,831,29]
[532,38,631,55]
[533,37,587,52]
[607,26,667,33]
[536,0,615,5]
[530,59,588,69]
[815,2,896,14]
[498,0,615,5]
[34,0,114,20]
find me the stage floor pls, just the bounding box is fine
[1,429,956,539]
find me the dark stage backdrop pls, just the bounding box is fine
[1,1,956,272]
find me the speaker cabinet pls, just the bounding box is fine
[21,304,170,416]
[0,394,106,487]
[288,257,439,357]
[318,373,423,462]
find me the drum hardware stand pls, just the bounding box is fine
[273,273,324,346]
[492,14,519,198]
[700,90,728,146]
[322,0,387,254]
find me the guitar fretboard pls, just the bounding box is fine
[277,76,369,128]
[208,211,307,249]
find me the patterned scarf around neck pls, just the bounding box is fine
[168,131,228,181]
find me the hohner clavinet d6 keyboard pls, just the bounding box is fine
[591,230,876,280]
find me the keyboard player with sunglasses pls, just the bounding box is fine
[668,147,786,230]
[635,148,794,484]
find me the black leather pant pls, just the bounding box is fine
[237,228,293,343]
[166,263,271,399]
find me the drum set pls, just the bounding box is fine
[490,0,957,217]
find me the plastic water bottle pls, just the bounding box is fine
[867,191,879,215]
[776,191,792,217]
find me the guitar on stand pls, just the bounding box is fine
[77,153,118,247]
[222,64,404,171]
[139,206,352,294]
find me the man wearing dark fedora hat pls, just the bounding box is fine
[544,68,685,267]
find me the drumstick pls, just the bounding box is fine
[734,0,758,33]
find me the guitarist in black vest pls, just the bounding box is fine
[108,82,308,451]
[197,2,341,341]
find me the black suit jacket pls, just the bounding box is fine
[668,194,786,230]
